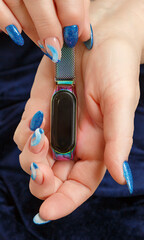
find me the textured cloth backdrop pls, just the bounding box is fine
[0,33,144,240]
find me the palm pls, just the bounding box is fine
[15,42,106,220]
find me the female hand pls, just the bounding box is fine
[0,0,91,62]
[14,0,144,223]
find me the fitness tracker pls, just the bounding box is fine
[50,44,77,160]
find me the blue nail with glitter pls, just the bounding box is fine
[5,24,24,46]
[31,128,44,147]
[63,25,78,48]
[30,111,44,131]
[123,161,133,194]
[33,213,51,225]
[84,24,93,50]
[30,162,39,180]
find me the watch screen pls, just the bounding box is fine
[51,90,76,153]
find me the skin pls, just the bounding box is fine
[0,0,90,46]
[14,0,144,221]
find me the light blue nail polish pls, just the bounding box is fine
[5,24,24,46]
[63,25,78,48]
[30,162,39,180]
[33,213,51,225]
[30,111,44,131]
[38,42,44,49]
[38,42,60,63]
[46,45,59,63]
[31,128,44,147]
[123,161,133,194]
[84,24,93,50]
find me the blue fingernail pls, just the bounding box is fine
[5,24,24,46]
[30,111,44,131]
[84,24,93,50]
[123,161,133,194]
[31,128,44,147]
[30,162,39,180]
[33,213,51,225]
[46,45,59,63]
[63,25,78,48]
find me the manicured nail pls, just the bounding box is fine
[84,24,93,50]
[30,162,43,184]
[45,38,61,63]
[5,24,24,46]
[63,25,78,48]
[38,39,61,63]
[33,213,51,225]
[30,111,44,131]
[123,161,133,194]
[30,162,39,180]
[38,40,49,57]
[31,128,44,147]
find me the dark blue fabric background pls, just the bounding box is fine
[0,32,144,240]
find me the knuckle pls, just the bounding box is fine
[36,21,62,38]
[57,6,82,25]
[19,151,30,174]
[13,121,27,151]
[29,13,62,38]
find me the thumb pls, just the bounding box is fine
[100,39,140,194]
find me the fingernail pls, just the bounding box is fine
[123,161,133,194]
[31,128,44,147]
[45,38,61,63]
[38,38,61,63]
[30,162,43,184]
[84,24,93,50]
[63,25,78,48]
[30,111,44,131]
[38,40,48,58]
[5,24,24,46]
[30,162,39,180]
[33,213,51,225]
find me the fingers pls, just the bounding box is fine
[101,39,140,188]
[39,159,105,221]
[55,0,90,42]
[39,157,105,220]
[14,106,45,151]
[20,128,55,199]
[14,56,55,151]
[84,37,140,191]
[23,0,62,62]
[0,1,24,45]
[32,104,106,222]
[19,128,49,174]
[3,0,91,56]
[81,0,91,41]
[20,127,75,199]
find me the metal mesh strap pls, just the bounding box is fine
[55,44,75,81]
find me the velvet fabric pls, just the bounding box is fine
[0,32,144,240]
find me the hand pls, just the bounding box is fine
[0,0,91,62]
[14,0,144,223]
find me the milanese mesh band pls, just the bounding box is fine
[55,43,75,83]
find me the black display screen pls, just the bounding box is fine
[51,90,76,153]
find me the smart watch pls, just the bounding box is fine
[50,44,77,160]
